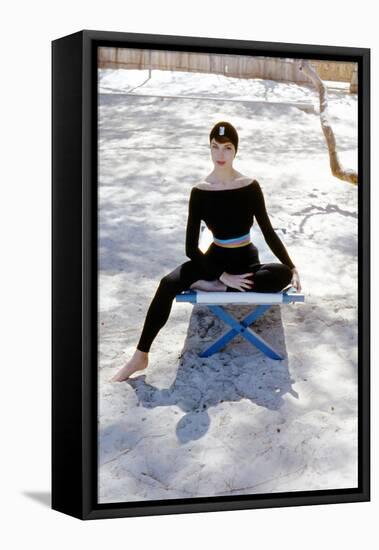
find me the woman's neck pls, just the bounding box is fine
[207,167,240,185]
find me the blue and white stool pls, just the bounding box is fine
[176,224,304,360]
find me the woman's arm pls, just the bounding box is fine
[185,188,225,279]
[253,180,296,269]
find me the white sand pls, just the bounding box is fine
[97,68,358,503]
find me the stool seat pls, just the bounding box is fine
[176,286,304,305]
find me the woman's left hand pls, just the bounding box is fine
[291,268,302,293]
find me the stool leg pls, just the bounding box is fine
[239,326,283,360]
[199,305,240,357]
[240,305,272,327]
[199,304,284,360]
[239,305,284,359]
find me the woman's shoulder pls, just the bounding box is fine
[193,176,257,191]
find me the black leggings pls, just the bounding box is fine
[136,243,292,353]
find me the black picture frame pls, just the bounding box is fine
[52,29,370,520]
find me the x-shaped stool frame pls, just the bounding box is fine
[176,288,305,360]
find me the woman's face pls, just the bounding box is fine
[210,138,236,167]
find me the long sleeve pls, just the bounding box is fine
[253,181,295,269]
[185,189,225,279]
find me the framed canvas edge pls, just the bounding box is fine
[52,29,370,521]
[52,31,86,520]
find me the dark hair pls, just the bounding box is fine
[209,121,239,155]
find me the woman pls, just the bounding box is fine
[111,121,302,382]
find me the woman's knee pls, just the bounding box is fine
[262,263,292,283]
[263,263,290,273]
[276,264,292,284]
[159,273,175,290]
[159,272,186,296]
[281,264,293,282]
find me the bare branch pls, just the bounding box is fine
[298,60,357,185]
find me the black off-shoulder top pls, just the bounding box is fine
[185,179,295,278]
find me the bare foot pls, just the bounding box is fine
[110,349,148,382]
[190,279,227,292]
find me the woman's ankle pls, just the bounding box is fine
[213,279,227,291]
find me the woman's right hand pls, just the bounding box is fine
[219,271,254,291]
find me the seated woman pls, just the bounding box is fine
[111,121,301,382]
